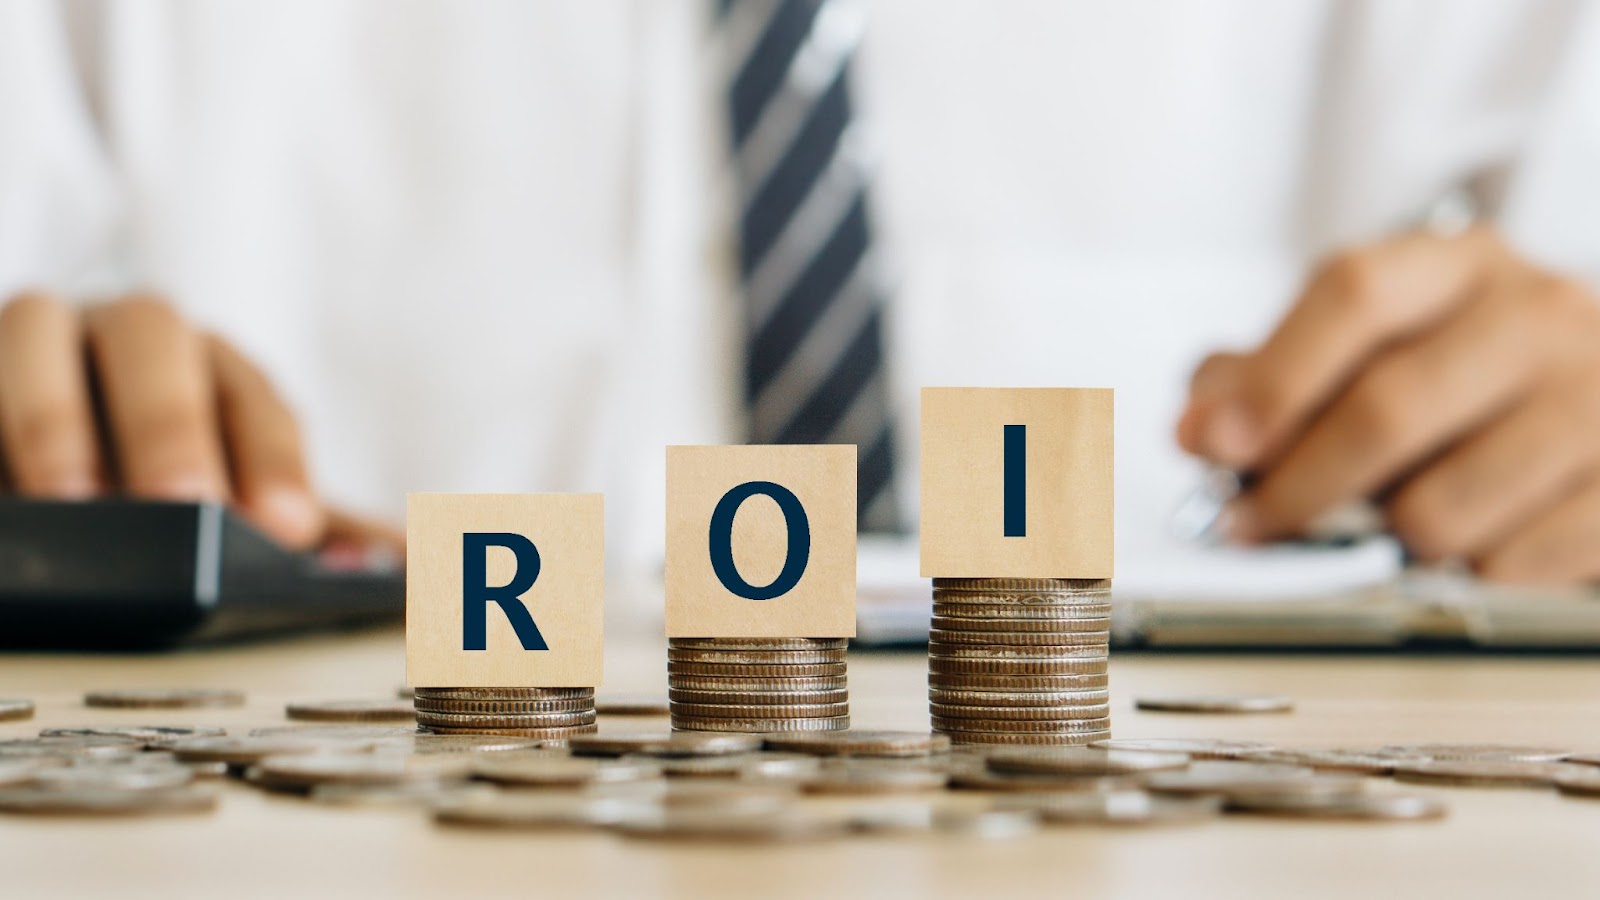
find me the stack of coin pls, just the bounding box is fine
[666,638,849,733]
[928,578,1111,745]
[412,687,597,739]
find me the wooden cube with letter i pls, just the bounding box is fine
[404,493,605,738]
[664,445,856,733]
[920,387,1116,746]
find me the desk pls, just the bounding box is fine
[2,628,1599,899]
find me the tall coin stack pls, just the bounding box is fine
[412,687,598,739]
[927,578,1112,745]
[667,638,850,733]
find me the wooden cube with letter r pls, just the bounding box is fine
[665,445,857,638]
[920,387,1113,578]
[406,493,604,688]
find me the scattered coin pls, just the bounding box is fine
[932,807,1042,839]
[1011,790,1224,826]
[1391,760,1571,789]
[1379,744,1571,763]
[801,761,949,795]
[1552,768,1600,797]
[570,732,763,758]
[471,755,662,787]
[379,734,556,755]
[310,781,498,808]
[1090,738,1274,759]
[594,694,671,716]
[0,699,35,722]
[1228,790,1447,821]
[249,725,418,741]
[986,747,1191,776]
[650,753,822,780]
[946,765,1140,793]
[39,725,227,749]
[1142,762,1320,797]
[1233,748,1397,775]
[1561,751,1600,767]
[657,779,798,812]
[253,753,474,790]
[286,699,418,722]
[0,736,144,760]
[1135,695,1294,714]
[616,808,843,843]
[763,730,952,758]
[30,763,195,793]
[84,689,245,709]
[0,786,218,816]
[434,793,652,829]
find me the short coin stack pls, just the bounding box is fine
[928,578,1112,745]
[412,687,597,739]
[667,638,849,733]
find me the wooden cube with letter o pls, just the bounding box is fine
[405,493,604,688]
[665,445,857,638]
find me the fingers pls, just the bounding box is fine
[1479,475,1600,584]
[1175,352,1245,455]
[84,295,229,501]
[1228,274,1547,542]
[1187,228,1505,469]
[0,292,104,497]
[209,335,325,549]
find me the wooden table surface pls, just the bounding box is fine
[3,625,1599,900]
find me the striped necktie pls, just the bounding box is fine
[720,0,902,533]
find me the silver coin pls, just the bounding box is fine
[1391,759,1574,788]
[1228,790,1447,820]
[39,726,227,749]
[1009,790,1223,826]
[30,763,195,793]
[930,703,1112,722]
[1378,743,1571,763]
[253,752,474,789]
[471,754,662,787]
[986,747,1191,776]
[434,792,653,829]
[801,760,949,795]
[1089,738,1274,759]
[0,736,144,760]
[1142,761,1322,797]
[310,781,498,808]
[649,752,822,781]
[0,785,218,816]
[1135,695,1294,714]
[569,731,763,758]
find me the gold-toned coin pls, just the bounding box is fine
[0,785,218,816]
[412,697,596,715]
[414,710,597,729]
[411,687,595,701]
[0,699,34,722]
[930,703,1112,722]
[666,675,848,693]
[668,701,849,719]
[1378,743,1570,763]
[286,699,417,722]
[933,716,1112,735]
[671,714,849,733]
[1229,790,1446,820]
[434,792,652,829]
[928,642,1108,661]
[570,731,763,758]
[987,747,1190,776]
[762,730,951,758]
[595,694,671,716]
[666,648,847,665]
[1135,695,1294,714]
[1089,738,1273,759]
[801,760,948,795]
[84,689,244,709]
[668,638,848,651]
[928,629,1111,647]
[929,673,1110,691]
[1009,790,1222,826]
[1391,759,1573,788]
[931,615,1110,633]
[471,754,662,787]
[669,688,849,707]
[931,602,1113,620]
[38,726,227,749]
[666,662,847,678]
[928,657,1109,676]
[928,689,1110,708]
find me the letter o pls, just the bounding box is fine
[708,481,811,600]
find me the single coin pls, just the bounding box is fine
[933,716,1112,735]
[929,689,1110,708]
[254,752,474,789]
[929,658,1109,677]
[933,807,1041,839]
[412,697,595,715]
[434,792,652,829]
[987,747,1191,776]
[947,764,1140,793]
[171,736,350,766]
[669,688,850,707]
[801,761,949,795]
[1234,748,1398,775]
[0,699,35,722]
[571,731,763,758]
[1229,790,1447,821]
[310,781,497,808]
[38,725,227,749]
[1011,790,1223,826]
[595,694,671,716]
[1089,738,1274,760]
[418,724,596,740]
[84,689,244,709]
[286,699,417,722]
[414,710,597,729]
[1391,760,1572,788]
[928,629,1111,647]
[1142,761,1321,797]
[472,754,661,787]
[616,808,842,843]
[1379,743,1571,763]
[29,763,195,793]
[666,648,847,665]
[931,615,1111,634]
[396,686,415,700]
[1553,768,1600,797]
[382,734,557,754]
[0,736,144,760]
[0,786,218,816]
[933,577,1111,594]
[930,703,1111,722]
[668,638,848,651]
[666,662,847,678]
[929,673,1110,692]
[1135,695,1294,715]
[650,752,822,780]
[762,730,952,758]
[412,687,594,701]
[250,725,418,741]
[931,602,1113,621]
[671,714,850,733]
[928,642,1108,661]
[666,675,847,693]
[669,701,849,719]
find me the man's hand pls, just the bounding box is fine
[1176,227,1600,584]
[0,290,328,549]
